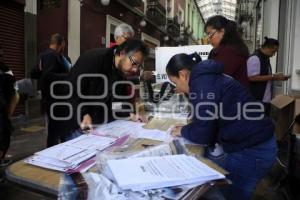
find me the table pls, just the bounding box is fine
[6,115,228,199]
[6,143,227,198]
[6,159,60,196]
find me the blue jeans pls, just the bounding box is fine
[223,136,277,200]
[206,136,277,200]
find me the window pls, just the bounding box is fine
[38,0,61,10]
[166,0,174,18]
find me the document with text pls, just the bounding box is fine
[108,154,225,191]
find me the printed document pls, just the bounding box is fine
[25,134,116,171]
[108,154,225,191]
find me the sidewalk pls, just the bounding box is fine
[7,116,47,160]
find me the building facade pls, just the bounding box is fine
[36,0,205,67]
[1,0,205,118]
[36,0,205,61]
[184,0,205,44]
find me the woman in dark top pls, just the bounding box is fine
[166,53,276,200]
[205,15,249,88]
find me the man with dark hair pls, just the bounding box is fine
[247,37,290,116]
[61,39,149,139]
[31,33,72,147]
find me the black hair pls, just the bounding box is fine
[115,39,149,57]
[50,33,64,45]
[166,53,202,77]
[205,15,249,57]
[262,37,279,48]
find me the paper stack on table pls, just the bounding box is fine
[25,134,117,172]
[94,120,172,142]
[107,154,225,191]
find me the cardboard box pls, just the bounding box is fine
[271,96,300,178]
[271,95,295,140]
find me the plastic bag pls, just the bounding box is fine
[96,136,190,174]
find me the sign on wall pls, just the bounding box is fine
[155,45,213,83]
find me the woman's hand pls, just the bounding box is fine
[130,113,148,123]
[171,125,184,137]
[80,114,93,132]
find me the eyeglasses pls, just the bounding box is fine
[207,30,217,39]
[129,56,143,69]
[121,35,129,40]
[122,34,133,40]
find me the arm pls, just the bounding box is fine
[247,55,269,82]
[70,51,107,127]
[42,54,68,82]
[248,75,274,82]
[181,113,217,145]
[3,74,18,118]
[180,87,218,144]
[7,92,19,118]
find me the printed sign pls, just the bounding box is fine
[155,45,213,83]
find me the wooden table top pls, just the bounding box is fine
[5,135,226,197]
[5,145,226,196]
[6,159,61,195]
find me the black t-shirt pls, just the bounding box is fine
[0,67,15,150]
[0,64,16,108]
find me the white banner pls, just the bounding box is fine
[155,45,213,83]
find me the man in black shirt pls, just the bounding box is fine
[31,34,71,147]
[61,39,149,138]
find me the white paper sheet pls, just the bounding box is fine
[94,120,145,138]
[26,134,117,171]
[108,154,225,191]
[94,120,171,142]
[36,145,85,162]
[65,134,116,150]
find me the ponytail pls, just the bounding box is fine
[166,53,202,77]
[262,37,279,48]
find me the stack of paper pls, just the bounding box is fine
[94,120,172,142]
[143,117,187,131]
[25,134,117,172]
[107,154,225,191]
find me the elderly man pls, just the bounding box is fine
[109,23,135,48]
[60,39,149,140]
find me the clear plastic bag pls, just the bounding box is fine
[59,171,204,200]
[58,137,195,200]
[96,136,176,173]
[58,173,88,200]
[95,135,194,172]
